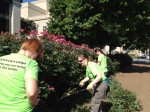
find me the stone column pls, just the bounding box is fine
[9,0,21,34]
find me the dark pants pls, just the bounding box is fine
[90,81,109,112]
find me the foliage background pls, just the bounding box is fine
[0,33,141,112]
[48,0,150,54]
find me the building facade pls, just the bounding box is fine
[0,0,22,34]
[21,0,50,34]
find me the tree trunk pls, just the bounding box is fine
[109,45,112,55]
[149,45,150,62]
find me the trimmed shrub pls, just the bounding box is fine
[107,56,120,75]
[108,77,141,112]
[108,53,133,71]
[0,33,141,112]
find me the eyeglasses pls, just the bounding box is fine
[78,58,85,63]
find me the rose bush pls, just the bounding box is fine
[0,31,141,112]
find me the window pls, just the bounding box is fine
[0,0,9,32]
[43,26,47,31]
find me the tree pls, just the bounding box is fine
[48,0,150,53]
[99,0,150,53]
[21,18,36,34]
[48,0,110,48]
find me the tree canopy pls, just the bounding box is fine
[48,0,150,52]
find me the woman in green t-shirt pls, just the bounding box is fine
[0,39,44,112]
[94,47,108,77]
[78,53,109,112]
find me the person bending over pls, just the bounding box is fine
[78,53,109,112]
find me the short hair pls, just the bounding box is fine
[78,53,94,61]
[20,39,44,59]
[94,47,104,54]
[78,53,89,60]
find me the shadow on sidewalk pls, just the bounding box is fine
[118,63,150,73]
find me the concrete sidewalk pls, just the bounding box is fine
[115,64,150,112]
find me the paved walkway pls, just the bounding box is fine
[115,63,150,112]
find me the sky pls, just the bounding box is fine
[23,0,36,2]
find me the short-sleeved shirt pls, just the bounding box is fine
[98,54,108,73]
[86,61,106,82]
[0,53,39,112]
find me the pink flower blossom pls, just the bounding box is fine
[29,30,37,36]
[26,36,31,39]
[40,31,48,35]
[19,28,25,33]
[49,86,55,91]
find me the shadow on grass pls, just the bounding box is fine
[101,101,112,112]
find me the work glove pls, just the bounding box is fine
[79,80,85,87]
[86,83,94,91]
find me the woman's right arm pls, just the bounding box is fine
[25,79,39,106]
[79,76,89,87]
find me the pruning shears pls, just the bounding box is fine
[61,88,87,99]
[60,80,89,99]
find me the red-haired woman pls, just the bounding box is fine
[0,39,44,112]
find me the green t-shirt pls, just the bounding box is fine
[0,53,39,112]
[86,61,106,82]
[98,54,108,73]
